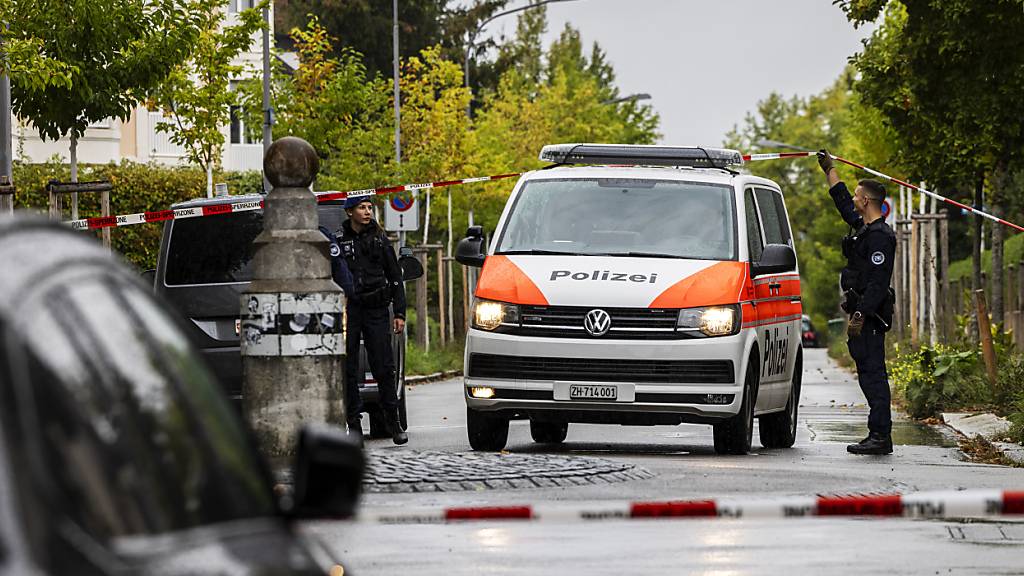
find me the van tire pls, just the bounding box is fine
[713,355,757,455]
[467,407,509,451]
[530,420,568,444]
[760,348,802,449]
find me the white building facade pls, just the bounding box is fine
[12,1,268,173]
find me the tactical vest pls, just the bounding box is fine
[341,226,388,296]
[840,220,896,328]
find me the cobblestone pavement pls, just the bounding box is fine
[363,449,653,493]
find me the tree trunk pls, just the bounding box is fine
[971,176,984,341]
[206,163,213,198]
[70,133,79,219]
[991,162,1012,327]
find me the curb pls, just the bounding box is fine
[942,412,1024,465]
[406,369,462,386]
[355,489,1024,524]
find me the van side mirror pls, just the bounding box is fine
[398,246,423,281]
[290,424,364,519]
[752,244,796,276]
[455,226,486,268]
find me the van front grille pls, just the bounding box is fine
[468,354,734,384]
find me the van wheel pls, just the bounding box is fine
[713,356,757,455]
[368,408,390,439]
[530,420,568,444]
[760,348,802,449]
[467,407,509,451]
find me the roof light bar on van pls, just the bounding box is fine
[539,144,745,169]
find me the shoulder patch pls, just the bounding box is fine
[871,251,885,265]
[329,243,341,258]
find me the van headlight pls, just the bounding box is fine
[677,305,739,337]
[472,299,518,331]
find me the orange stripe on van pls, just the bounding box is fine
[648,261,748,309]
[474,255,549,306]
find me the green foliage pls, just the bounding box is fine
[725,71,895,332]
[948,232,1024,281]
[11,160,260,270]
[889,343,988,418]
[150,0,267,180]
[7,0,206,144]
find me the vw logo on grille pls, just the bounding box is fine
[583,309,612,337]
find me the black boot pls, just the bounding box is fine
[388,409,408,445]
[847,432,893,455]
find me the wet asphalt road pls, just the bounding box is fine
[304,348,1024,575]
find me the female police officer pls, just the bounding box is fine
[337,195,408,445]
[819,150,896,456]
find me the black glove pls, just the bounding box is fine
[817,149,834,175]
[848,311,864,337]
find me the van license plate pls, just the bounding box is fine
[570,385,617,400]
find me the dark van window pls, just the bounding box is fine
[163,205,346,286]
[744,188,764,262]
[164,211,263,285]
[13,276,273,541]
[754,188,791,246]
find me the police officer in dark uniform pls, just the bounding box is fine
[337,195,408,445]
[819,150,896,455]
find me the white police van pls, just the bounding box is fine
[455,144,802,454]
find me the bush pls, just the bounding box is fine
[890,343,990,418]
[12,159,262,270]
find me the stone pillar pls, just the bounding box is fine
[241,136,345,459]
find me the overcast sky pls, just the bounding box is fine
[482,0,875,147]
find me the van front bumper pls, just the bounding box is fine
[464,328,748,423]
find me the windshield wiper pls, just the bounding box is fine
[496,249,581,256]
[598,251,692,259]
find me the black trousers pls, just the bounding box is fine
[345,304,399,419]
[847,326,892,436]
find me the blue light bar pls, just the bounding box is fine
[539,143,744,168]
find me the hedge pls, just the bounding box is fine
[11,160,263,270]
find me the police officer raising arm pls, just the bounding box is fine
[338,196,408,445]
[818,150,896,456]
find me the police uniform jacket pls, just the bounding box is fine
[338,219,407,319]
[319,226,355,295]
[829,182,896,319]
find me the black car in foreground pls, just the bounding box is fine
[0,216,362,576]
[151,194,422,437]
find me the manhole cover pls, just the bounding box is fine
[363,450,653,493]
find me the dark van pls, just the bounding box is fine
[152,194,419,437]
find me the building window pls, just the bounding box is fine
[229,0,256,13]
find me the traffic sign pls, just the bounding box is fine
[385,192,419,231]
[883,198,894,227]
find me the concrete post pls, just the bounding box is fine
[241,137,345,460]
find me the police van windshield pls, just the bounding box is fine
[495,178,737,260]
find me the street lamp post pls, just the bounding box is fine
[756,139,814,152]
[602,93,651,105]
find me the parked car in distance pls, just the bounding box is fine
[801,314,821,348]
[151,194,422,438]
[0,216,363,576]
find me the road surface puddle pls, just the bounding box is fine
[808,419,958,447]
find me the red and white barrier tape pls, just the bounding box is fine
[63,151,1024,234]
[63,172,523,231]
[357,489,1024,524]
[742,151,1024,233]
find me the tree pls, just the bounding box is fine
[0,4,74,92]
[7,0,206,206]
[725,70,899,330]
[239,16,395,190]
[150,0,266,197]
[839,0,1024,325]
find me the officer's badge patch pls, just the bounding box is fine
[871,251,885,265]
[329,243,341,257]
